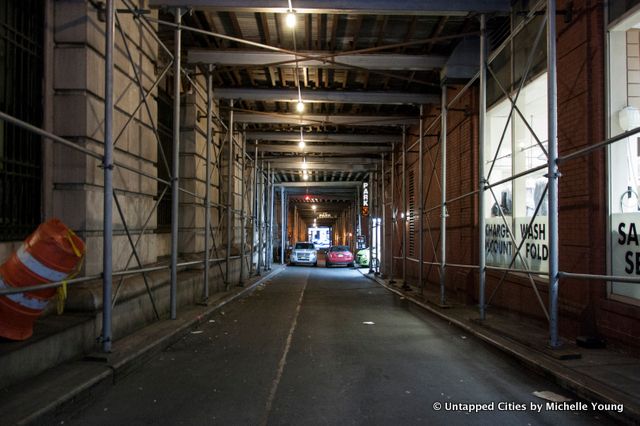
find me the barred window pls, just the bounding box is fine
[156,88,173,231]
[0,0,44,241]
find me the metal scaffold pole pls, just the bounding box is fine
[281,186,285,264]
[401,126,408,289]
[239,127,246,285]
[547,0,560,348]
[380,153,385,276]
[389,149,395,283]
[170,7,182,320]
[203,64,213,301]
[101,0,115,352]
[440,84,448,305]
[265,163,270,270]
[251,141,258,276]
[368,170,374,274]
[225,99,234,289]
[418,105,424,294]
[478,14,487,320]
[257,157,263,275]
[269,167,275,269]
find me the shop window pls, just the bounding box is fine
[607,13,640,303]
[485,73,548,274]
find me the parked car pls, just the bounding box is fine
[356,247,378,267]
[326,245,354,267]
[289,242,317,266]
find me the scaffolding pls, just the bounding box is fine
[1,0,639,354]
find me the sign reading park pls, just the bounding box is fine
[362,182,369,216]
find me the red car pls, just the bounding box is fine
[325,245,354,267]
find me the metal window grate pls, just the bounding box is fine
[408,170,415,257]
[0,0,44,241]
[156,88,173,231]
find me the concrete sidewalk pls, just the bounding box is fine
[359,269,640,425]
[0,266,285,425]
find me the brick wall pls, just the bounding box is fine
[391,0,640,351]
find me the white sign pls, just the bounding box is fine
[485,217,514,267]
[484,216,549,273]
[514,216,549,273]
[362,182,369,207]
[610,213,640,299]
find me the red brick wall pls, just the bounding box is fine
[390,0,640,351]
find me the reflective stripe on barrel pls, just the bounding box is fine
[0,277,48,310]
[17,245,69,282]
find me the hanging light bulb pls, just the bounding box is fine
[302,171,309,180]
[298,127,305,149]
[298,140,305,149]
[296,100,305,113]
[286,11,297,28]
[301,157,307,170]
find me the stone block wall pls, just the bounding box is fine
[52,0,159,274]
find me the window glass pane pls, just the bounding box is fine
[485,74,548,274]
[609,23,640,301]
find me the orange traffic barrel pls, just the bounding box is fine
[0,219,84,340]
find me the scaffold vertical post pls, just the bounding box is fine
[225,99,234,289]
[547,0,560,348]
[380,153,386,276]
[418,105,424,294]
[257,156,263,275]
[266,162,272,270]
[252,141,258,276]
[101,0,115,352]
[239,126,246,285]
[440,84,448,305]
[369,170,374,274]
[281,186,285,264]
[402,126,408,289]
[269,167,275,269]
[389,149,395,283]
[170,7,182,320]
[478,14,487,320]
[203,64,213,301]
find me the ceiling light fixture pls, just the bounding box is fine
[298,127,305,149]
[285,11,296,28]
[296,100,305,113]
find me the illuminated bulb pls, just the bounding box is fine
[302,172,309,180]
[312,205,316,210]
[301,161,307,170]
[400,212,405,219]
[286,12,297,28]
[298,140,305,149]
[296,101,305,113]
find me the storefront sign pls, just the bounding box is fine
[514,217,549,273]
[484,216,548,273]
[611,213,640,299]
[485,217,513,268]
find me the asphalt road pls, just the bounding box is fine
[55,266,615,425]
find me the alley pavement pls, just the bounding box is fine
[50,266,616,425]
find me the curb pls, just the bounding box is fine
[8,266,285,425]
[358,270,639,426]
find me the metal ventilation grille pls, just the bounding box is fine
[408,170,415,257]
